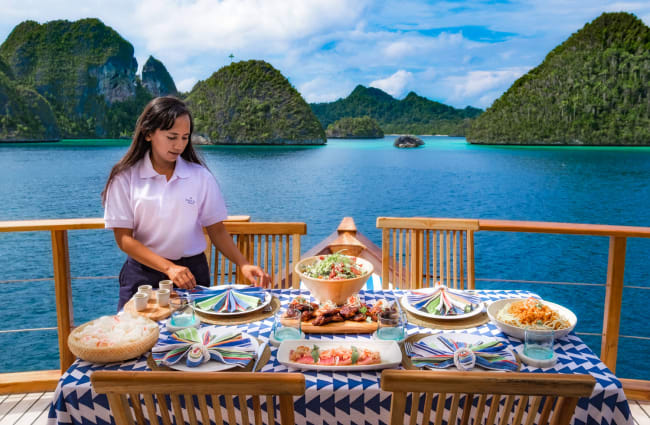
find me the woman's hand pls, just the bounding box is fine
[165,264,197,289]
[241,264,271,288]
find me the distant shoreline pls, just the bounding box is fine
[0,138,60,143]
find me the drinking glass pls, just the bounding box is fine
[376,310,406,341]
[524,329,554,360]
[169,296,196,328]
[273,309,302,341]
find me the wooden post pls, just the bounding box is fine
[467,231,475,290]
[292,234,301,289]
[410,230,423,289]
[51,230,74,373]
[601,236,626,373]
[382,229,390,289]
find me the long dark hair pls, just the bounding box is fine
[101,96,205,205]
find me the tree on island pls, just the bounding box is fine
[326,116,384,138]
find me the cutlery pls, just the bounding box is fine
[251,342,267,372]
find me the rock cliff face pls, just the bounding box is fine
[142,56,178,98]
[0,56,59,140]
[0,18,150,138]
[467,12,650,145]
[186,60,325,144]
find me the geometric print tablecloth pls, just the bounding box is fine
[47,289,632,425]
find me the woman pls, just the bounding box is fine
[102,96,270,310]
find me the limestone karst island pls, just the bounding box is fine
[0,12,649,145]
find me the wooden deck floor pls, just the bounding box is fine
[1,392,649,424]
[0,392,53,425]
[632,400,650,425]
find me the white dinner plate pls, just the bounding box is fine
[417,332,517,371]
[277,339,401,371]
[191,284,272,317]
[165,326,258,372]
[401,288,484,321]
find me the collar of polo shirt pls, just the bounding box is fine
[139,150,191,180]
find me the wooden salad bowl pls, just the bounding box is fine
[295,255,373,305]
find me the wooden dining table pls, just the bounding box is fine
[47,288,632,425]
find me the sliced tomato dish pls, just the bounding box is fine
[289,345,381,366]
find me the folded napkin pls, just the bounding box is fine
[176,286,267,313]
[410,335,518,371]
[407,286,480,316]
[151,327,255,368]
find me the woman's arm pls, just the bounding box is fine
[112,228,197,289]
[205,222,271,287]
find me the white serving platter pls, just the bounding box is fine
[277,339,401,371]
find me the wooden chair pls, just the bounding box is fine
[381,370,595,425]
[91,371,305,425]
[204,222,307,289]
[376,217,479,289]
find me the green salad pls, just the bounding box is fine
[301,253,367,280]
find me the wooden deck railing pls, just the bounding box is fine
[477,219,650,401]
[0,217,649,401]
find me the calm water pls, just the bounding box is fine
[1,137,649,379]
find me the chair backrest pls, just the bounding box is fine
[91,371,306,425]
[376,217,479,289]
[381,370,595,425]
[204,222,307,289]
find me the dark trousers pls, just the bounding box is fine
[117,253,210,311]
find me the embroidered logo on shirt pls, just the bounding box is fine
[185,197,196,205]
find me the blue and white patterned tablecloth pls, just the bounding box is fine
[47,289,632,425]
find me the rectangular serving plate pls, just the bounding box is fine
[277,339,402,371]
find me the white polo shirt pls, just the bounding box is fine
[104,152,228,260]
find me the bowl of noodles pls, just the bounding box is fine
[487,297,576,340]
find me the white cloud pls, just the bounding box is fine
[177,77,198,93]
[444,67,530,108]
[383,40,416,58]
[370,70,413,97]
[298,77,355,103]
[131,0,368,57]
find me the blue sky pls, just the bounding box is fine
[1,0,649,109]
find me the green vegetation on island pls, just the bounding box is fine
[0,55,59,140]
[0,18,153,139]
[186,60,325,144]
[326,116,384,138]
[467,12,650,145]
[311,86,482,136]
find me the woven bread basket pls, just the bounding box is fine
[68,315,160,363]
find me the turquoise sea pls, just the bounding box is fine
[1,136,649,379]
